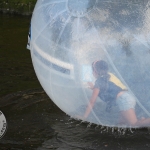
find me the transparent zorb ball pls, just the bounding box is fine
[28,0,150,128]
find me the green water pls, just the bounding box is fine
[0,14,41,97]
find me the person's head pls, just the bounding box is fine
[92,60,108,78]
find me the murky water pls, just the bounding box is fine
[1,14,150,150]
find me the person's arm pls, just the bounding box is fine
[83,88,100,119]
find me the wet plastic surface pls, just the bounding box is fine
[29,0,150,127]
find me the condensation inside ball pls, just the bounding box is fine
[29,0,150,127]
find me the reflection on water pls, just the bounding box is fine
[1,13,150,150]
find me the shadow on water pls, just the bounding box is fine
[1,14,150,150]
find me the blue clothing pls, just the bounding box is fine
[94,74,123,103]
[116,91,136,111]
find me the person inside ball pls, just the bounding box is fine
[81,60,150,127]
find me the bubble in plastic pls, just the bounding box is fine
[28,0,150,128]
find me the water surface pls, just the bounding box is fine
[0,14,150,150]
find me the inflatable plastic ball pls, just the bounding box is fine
[27,0,150,128]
